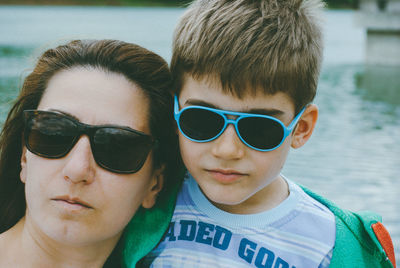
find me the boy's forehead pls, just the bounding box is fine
[179,74,296,115]
[181,73,262,98]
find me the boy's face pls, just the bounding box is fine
[177,75,301,214]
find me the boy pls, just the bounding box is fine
[136,0,396,267]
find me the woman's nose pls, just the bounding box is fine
[61,135,95,184]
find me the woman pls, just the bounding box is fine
[0,39,180,267]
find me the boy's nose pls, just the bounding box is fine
[211,124,245,160]
[62,135,95,184]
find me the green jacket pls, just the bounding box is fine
[302,186,395,268]
[122,182,396,268]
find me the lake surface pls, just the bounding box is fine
[0,6,399,263]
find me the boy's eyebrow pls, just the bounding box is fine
[184,99,285,116]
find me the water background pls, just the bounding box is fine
[0,6,399,264]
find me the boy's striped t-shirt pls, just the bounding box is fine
[142,174,336,268]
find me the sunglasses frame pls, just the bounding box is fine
[23,110,155,174]
[174,95,306,152]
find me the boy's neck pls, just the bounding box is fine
[209,175,289,215]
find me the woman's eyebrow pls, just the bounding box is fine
[48,109,80,121]
[184,99,285,116]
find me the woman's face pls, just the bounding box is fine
[20,67,162,246]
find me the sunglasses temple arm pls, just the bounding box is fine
[174,95,180,115]
[287,107,306,131]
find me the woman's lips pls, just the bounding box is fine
[207,169,246,184]
[52,196,93,210]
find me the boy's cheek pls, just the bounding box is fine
[179,136,198,160]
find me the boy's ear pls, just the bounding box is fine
[141,165,165,209]
[291,104,318,149]
[20,147,27,184]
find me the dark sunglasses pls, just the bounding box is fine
[23,110,155,174]
[174,95,305,151]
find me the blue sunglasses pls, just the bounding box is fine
[174,95,305,152]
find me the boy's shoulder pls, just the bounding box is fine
[301,185,396,268]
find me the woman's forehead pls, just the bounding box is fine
[38,67,150,133]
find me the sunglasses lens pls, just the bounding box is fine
[238,117,284,150]
[92,128,153,173]
[179,108,224,141]
[24,111,154,174]
[25,112,77,157]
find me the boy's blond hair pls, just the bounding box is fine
[171,0,325,113]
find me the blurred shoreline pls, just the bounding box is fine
[0,0,356,8]
[0,0,191,7]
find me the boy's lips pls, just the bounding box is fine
[206,169,247,184]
